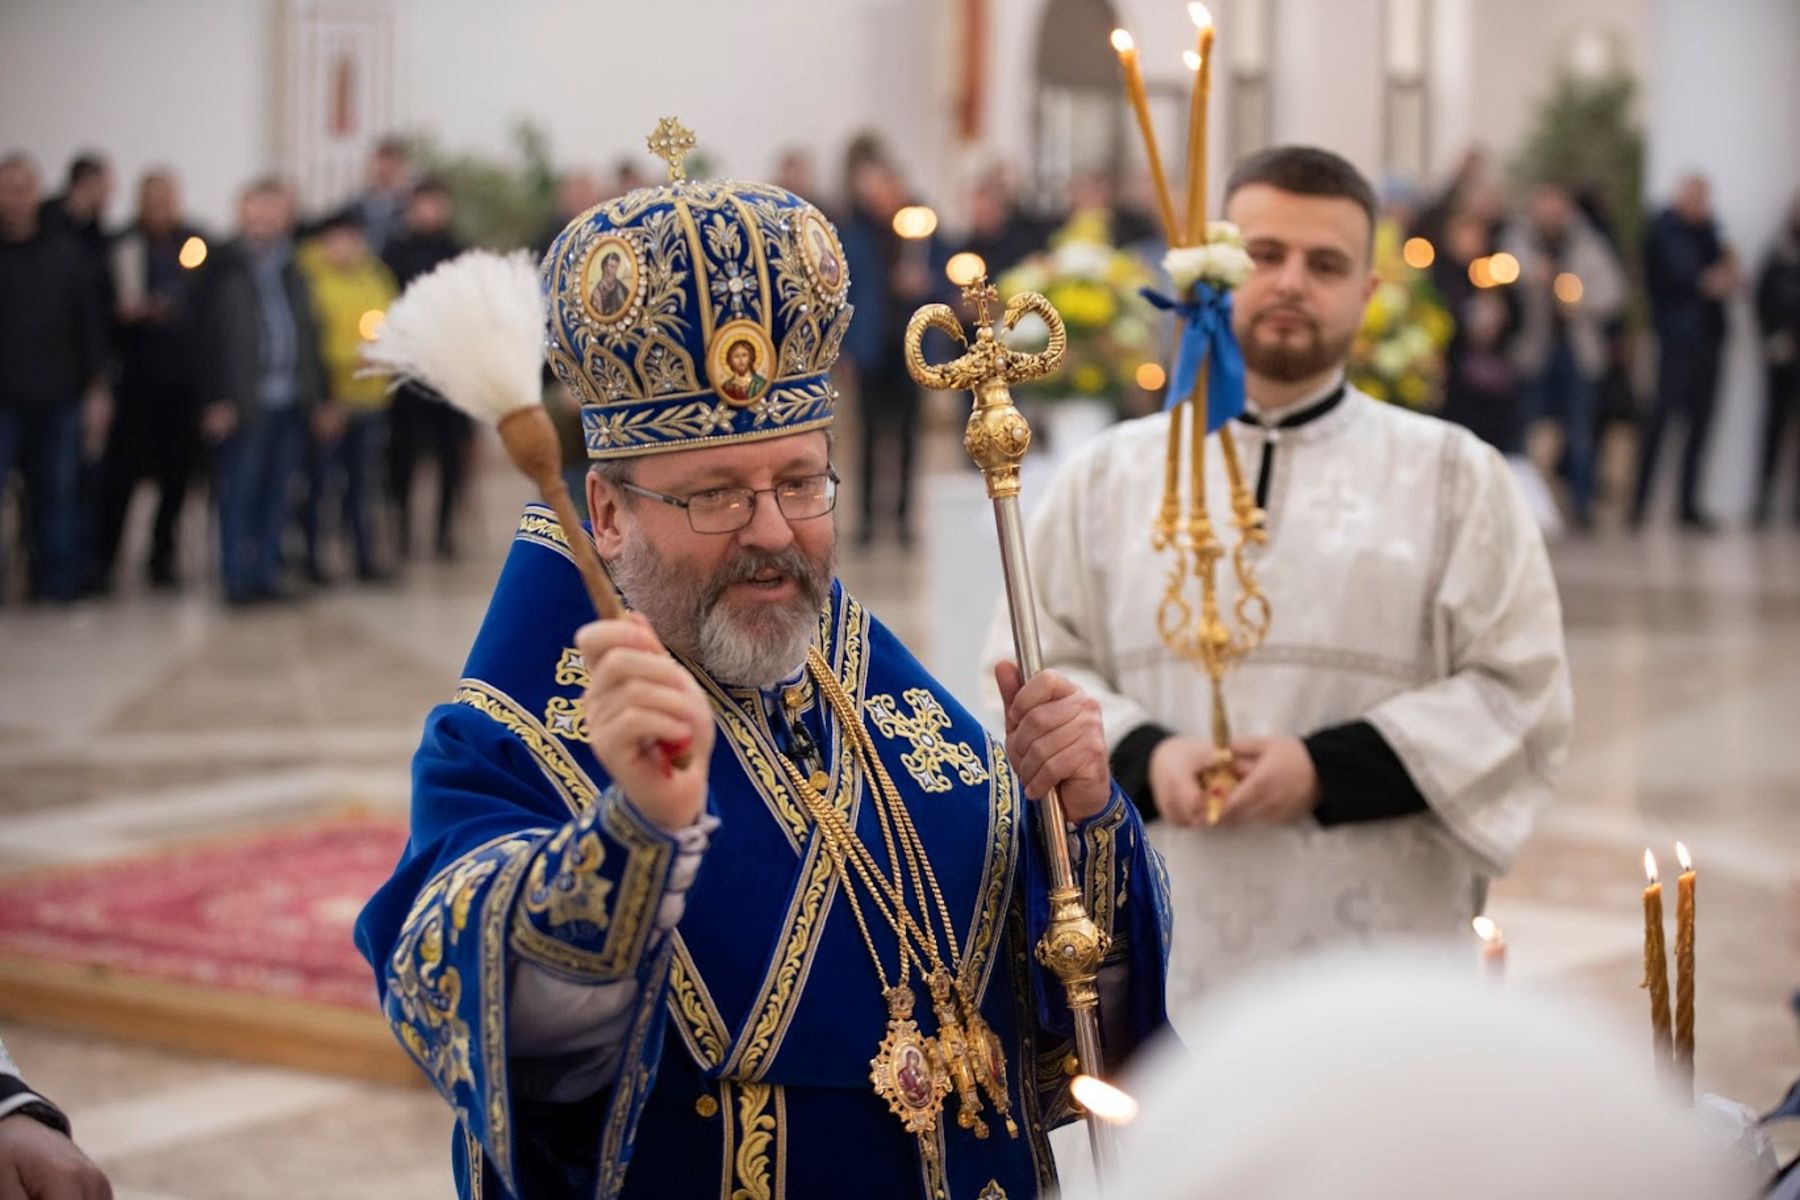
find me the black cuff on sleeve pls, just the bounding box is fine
[1109,723,1174,823]
[1306,720,1429,827]
[0,1075,71,1137]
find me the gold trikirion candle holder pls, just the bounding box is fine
[1113,6,1270,825]
[1153,374,1270,823]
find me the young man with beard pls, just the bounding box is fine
[357,160,1169,1200]
[993,145,1571,1015]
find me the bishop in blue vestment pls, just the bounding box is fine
[355,128,1171,1200]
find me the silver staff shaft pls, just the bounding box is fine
[991,494,1119,1186]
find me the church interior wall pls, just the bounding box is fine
[0,0,278,230]
[0,0,950,229]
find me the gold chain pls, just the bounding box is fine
[800,653,1018,1118]
[783,648,1020,1143]
[775,749,942,979]
[806,654,973,976]
[803,651,964,974]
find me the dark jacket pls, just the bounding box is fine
[840,204,948,372]
[207,238,323,421]
[1756,225,1800,348]
[382,228,463,288]
[0,224,106,409]
[111,222,212,395]
[1645,208,1728,342]
[39,195,115,335]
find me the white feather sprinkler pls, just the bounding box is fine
[364,248,690,770]
[363,249,622,622]
[362,249,544,423]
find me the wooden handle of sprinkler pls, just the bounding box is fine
[497,407,695,772]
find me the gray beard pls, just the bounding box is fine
[609,535,833,689]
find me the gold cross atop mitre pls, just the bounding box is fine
[646,117,698,181]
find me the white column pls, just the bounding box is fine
[1269,0,1385,183]
[1426,0,1473,180]
[1646,0,1800,519]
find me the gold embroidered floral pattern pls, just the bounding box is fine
[508,787,675,981]
[479,839,536,1188]
[544,695,586,742]
[1082,800,1125,943]
[866,688,990,794]
[453,681,596,816]
[513,507,573,563]
[959,737,1018,1002]
[554,647,589,689]
[667,937,729,1068]
[748,381,833,429]
[725,837,840,1080]
[585,398,740,452]
[384,832,538,1193]
[519,828,612,934]
[978,1182,1009,1200]
[730,1081,778,1200]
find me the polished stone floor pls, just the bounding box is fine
[2,429,1797,1197]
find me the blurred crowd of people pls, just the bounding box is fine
[5,131,1798,607]
[0,138,471,606]
[1412,151,1800,534]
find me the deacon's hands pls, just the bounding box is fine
[1215,735,1319,826]
[1150,734,1320,827]
[994,663,1111,822]
[577,613,714,834]
[0,1114,113,1200]
[1148,735,1229,827]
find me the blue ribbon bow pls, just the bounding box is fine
[1141,284,1246,433]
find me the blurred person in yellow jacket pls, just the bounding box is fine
[297,207,397,583]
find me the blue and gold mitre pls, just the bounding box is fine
[540,118,852,460]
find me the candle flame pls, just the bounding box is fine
[1644,847,1659,885]
[1472,915,1500,944]
[358,309,386,341]
[1070,1075,1139,1124]
[945,251,986,287]
[1109,28,1135,53]
[1182,49,1202,71]
[1188,2,1214,30]
[1676,841,1692,872]
[178,235,208,269]
[1403,236,1435,269]
[891,205,938,240]
[1553,271,1584,303]
[1487,251,1521,285]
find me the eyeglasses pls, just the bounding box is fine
[618,469,840,534]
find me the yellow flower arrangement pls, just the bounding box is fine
[997,215,1157,404]
[1349,217,1452,411]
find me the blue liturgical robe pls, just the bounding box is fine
[355,506,1172,1199]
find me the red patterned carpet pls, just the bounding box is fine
[0,814,421,1083]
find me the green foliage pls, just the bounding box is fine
[1512,68,1645,293]
[410,121,558,250]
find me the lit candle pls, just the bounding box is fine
[1472,915,1505,980]
[1109,30,1181,247]
[1674,842,1696,1099]
[1182,4,1215,243]
[891,205,938,273]
[1070,1074,1139,1125]
[1641,849,1674,1074]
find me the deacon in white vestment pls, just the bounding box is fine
[987,146,1573,1012]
